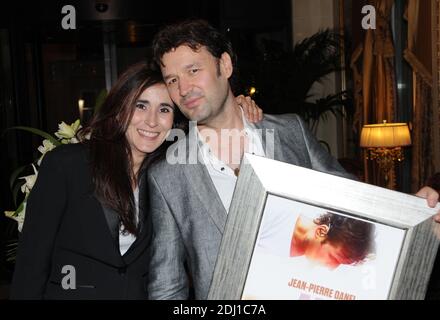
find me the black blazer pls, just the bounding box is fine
[10,144,152,299]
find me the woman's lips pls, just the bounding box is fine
[137,129,160,139]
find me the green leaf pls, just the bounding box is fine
[14,200,25,217]
[93,89,108,115]
[71,119,81,132]
[9,164,28,190]
[12,182,23,207]
[4,126,61,146]
[5,240,18,262]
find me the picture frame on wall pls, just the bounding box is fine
[208,154,440,300]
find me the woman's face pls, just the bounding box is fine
[126,83,174,161]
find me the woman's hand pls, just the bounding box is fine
[236,95,263,123]
[415,186,440,222]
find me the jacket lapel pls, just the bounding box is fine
[97,196,120,247]
[122,171,152,264]
[254,117,302,165]
[136,170,147,234]
[254,118,284,162]
[92,194,128,267]
[181,128,228,233]
[183,163,227,233]
[177,117,302,234]
[95,182,149,265]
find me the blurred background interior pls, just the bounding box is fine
[1,0,439,299]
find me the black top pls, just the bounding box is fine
[10,143,151,299]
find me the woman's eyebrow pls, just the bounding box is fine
[137,100,174,109]
[160,102,174,108]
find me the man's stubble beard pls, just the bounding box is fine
[181,65,231,125]
[196,93,229,126]
[188,81,230,126]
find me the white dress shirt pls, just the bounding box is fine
[197,108,266,212]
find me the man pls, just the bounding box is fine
[257,210,375,270]
[147,19,440,300]
[289,212,375,269]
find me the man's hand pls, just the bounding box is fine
[236,95,263,123]
[415,186,440,222]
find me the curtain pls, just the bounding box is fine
[351,0,397,189]
[404,0,438,192]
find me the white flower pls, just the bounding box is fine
[20,164,38,194]
[7,118,85,234]
[14,203,26,233]
[70,137,80,143]
[38,139,55,155]
[55,119,81,140]
[37,139,56,165]
[5,201,26,233]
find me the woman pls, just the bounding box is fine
[10,61,261,299]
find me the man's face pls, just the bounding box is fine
[304,241,351,269]
[160,45,232,124]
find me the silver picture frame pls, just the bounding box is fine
[208,154,440,300]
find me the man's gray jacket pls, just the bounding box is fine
[147,114,353,299]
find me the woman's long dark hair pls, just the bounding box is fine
[78,61,185,236]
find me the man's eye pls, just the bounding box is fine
[167,78,177,85]
[190,68,199,74]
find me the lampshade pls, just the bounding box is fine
[360,122,411,148]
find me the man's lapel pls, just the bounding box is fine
[254,117,301,165]
[254,119,284,162]
[183,163,228,234]
[174,116,306,235]
[182,129,228,234]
